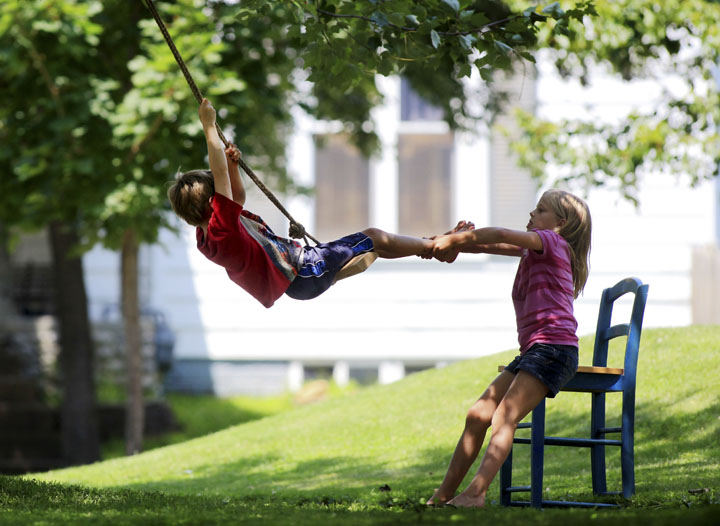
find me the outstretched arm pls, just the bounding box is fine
[433,227,543,262]
[225,145,246,206]
[199,98,232,199]
[459,243,525,256]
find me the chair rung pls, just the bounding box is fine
[513,436,622,447]
[508,500,620,509]
[598,426,621,434]
[504,485,531,493]
[602,323,630,341]
[517,423,532,429]
[516,425,621,434]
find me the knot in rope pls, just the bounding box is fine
[288,222,307,240]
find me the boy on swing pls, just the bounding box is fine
[168,98,468,308]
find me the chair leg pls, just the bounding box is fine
[530,400,546,508]
[621,393,636,498]
[590,392,607,494]
[499,448,513,506]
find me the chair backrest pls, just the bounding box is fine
[592,277,649,386]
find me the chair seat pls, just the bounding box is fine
[497,365,623,374]
[563,370,624,393]
[497,365,625,392]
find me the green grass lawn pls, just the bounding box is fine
[100,391,297,459]
[3,326,719,525]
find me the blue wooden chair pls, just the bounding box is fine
[499,277,649,508]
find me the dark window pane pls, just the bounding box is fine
[398,133,453,237]
[314,134,370,240]
[401,77,444,122]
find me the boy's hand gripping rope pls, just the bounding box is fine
[142,0,317,245]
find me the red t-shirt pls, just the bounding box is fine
[196,194,301,308]
[512,229,578,352]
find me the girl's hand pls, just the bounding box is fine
[225,144,242,164]
[432,235,460,263]
[435,249,459,263]
[418,243,434,259]
[199,98,216,128]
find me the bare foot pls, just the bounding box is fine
[425,220,475,242]
[449,220,475,234]
[426,490,453,507]
[447,491,486,508]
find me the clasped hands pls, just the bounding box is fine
[420,220,474,263]
[425,236,460,263]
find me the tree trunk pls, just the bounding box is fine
[0,224,17,320]
[122,228,144,455]
[48,221,100,465]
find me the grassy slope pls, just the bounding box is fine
[31,326,720,510]
[100,393,296,459]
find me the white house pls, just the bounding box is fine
[18,61,716,396]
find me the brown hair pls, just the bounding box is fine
[167,170,215,226]
[541,189,592,298]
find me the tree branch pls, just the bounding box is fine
[315,8,523,38]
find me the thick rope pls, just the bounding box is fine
[142,0,317,245]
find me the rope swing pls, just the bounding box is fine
[142,0,318,245]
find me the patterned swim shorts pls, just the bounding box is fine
[284,232,374,301]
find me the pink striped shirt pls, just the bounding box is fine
[512,229,578,353]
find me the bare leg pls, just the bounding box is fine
[448,371,549,508]
[426,371,515,506]
[362,227,433,259]
[362,222,475,259]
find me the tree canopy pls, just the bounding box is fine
[507,0,720,202]
[233,0,719,202]
[4,0,717,241]
[235,0,594,151]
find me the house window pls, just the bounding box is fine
[313,134,370,240]
[398,133,453,237]
[400,77,445,121]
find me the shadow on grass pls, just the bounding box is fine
[487,391,720,503]
[105,392,720,511]
[11,388,720,524]
[6,476,720,526]
[102,394,291,459]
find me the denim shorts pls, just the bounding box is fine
[284,232,374,301]
[504,343,579,397]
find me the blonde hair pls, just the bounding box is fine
[167,170,214,226]
[541,189,592,298]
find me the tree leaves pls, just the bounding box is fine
[243,0,594,149]
[541,2,566,19]
[430,29,441,49]
[511,0,720,199]
[0,0,305,248]
[441,0,460,14]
